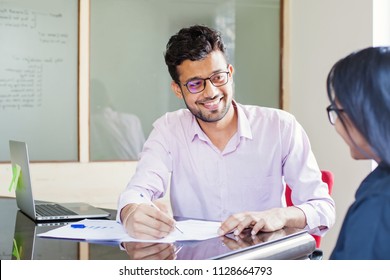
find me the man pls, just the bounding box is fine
[117,25,335,239]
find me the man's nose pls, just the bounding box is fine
[202,79,219,97]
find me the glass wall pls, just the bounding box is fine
[90,0,280,161]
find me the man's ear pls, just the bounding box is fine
[228,64,234,79]
[171,81,183,99]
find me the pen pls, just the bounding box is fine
[140,194,184,234]
[71,224,86,228]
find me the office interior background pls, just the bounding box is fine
[0,0,389,259]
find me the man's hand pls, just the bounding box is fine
[120,202,176,239]
[218,207,306,236]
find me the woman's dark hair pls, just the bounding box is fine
[326,46,390,167]
[164,25,227,83]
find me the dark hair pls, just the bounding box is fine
[326,46,390,167]
[164,25,227,83]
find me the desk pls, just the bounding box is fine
[0,197,317,260]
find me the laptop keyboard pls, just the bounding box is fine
[36,203,78,217]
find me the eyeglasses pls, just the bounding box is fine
[182,70,230,94]
[326,105,344,125]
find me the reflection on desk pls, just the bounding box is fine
[121,228,315,260]
[13,213,315,260]
[2,197,316,260]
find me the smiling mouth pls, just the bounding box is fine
[198,96,223,109]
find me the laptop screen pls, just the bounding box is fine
[9,140,37,220]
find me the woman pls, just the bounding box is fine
[326,46,390,259]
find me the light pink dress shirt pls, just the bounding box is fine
[117,102,335,233]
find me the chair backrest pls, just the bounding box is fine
[285,170,334,248]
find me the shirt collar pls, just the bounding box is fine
[235,101,253,140]
[190,100,253,142]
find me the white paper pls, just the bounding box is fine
[37,219,222,243]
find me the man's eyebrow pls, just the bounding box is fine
[184,68,227,83]
[185,75,203,83]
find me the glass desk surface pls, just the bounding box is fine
[0,197,316,260]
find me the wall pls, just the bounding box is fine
[0,0,281,210]
[90,0,281,142]
[0,0,130,210]
[288,0,375,259]
[1,0,388,260]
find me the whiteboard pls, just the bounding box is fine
[0,0,78,161]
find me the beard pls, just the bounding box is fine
[182,94,232,123]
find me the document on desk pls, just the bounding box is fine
[37,219,222,243]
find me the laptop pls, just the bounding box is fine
[9,140,111,221]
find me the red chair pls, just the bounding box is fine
[285,170,334,248]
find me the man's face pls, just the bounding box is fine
[171,51,234,123]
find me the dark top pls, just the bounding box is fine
[330,164,390,260]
